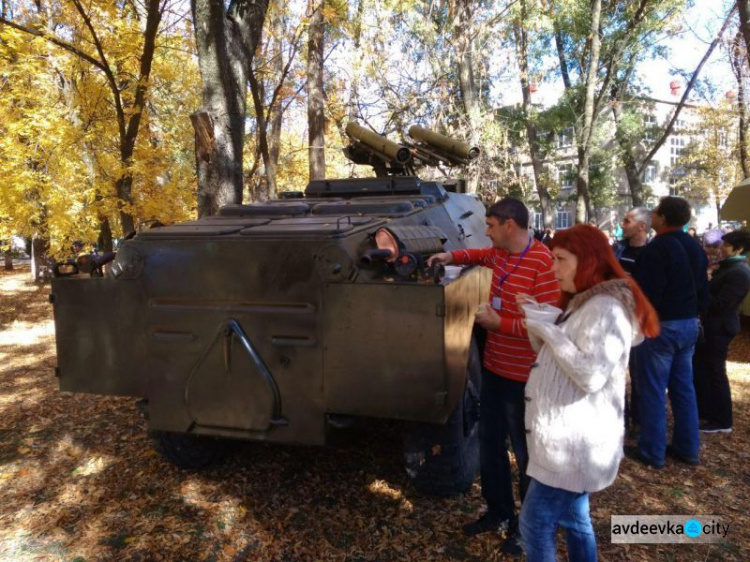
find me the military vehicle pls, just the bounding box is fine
[51,123,491,496]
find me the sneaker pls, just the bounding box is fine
[462,513,507,537]
[623,445,663,469]
[699,422,732,434]
[666,445,699,466]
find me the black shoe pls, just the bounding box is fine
[623,445,663,469]
[699,421,732,434]
[462,513,507,536]
[666,445,699,466]
[500,529,524,556]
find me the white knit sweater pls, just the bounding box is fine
[524,280,643,493]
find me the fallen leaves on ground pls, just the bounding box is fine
[0,265,748,561]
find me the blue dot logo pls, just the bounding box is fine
[684,519,702,538]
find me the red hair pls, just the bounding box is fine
[550,225,660,338]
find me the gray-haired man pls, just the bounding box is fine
[613,207,651,275]
[613,207,651,433]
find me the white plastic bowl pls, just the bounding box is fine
[444,265,462,280]
[522,303,562,323]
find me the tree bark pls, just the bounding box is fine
[267,6,286,193]
[738,0,750,70]
[191,0,270,216]
[732,31,750,179]
[454,0,481,194]
[575,0,602,224]
[31,235,51,284]
[516,0,554,227]
[307,0,326,180]
[347,0,365,124]
[4,250,12,271]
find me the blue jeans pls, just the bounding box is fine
[479,369,528,521]
[634,318,700,466]
[519,479,597,562]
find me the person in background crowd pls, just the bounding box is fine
[693,231,750,434]
[613,222,624,240]
[612,207,651,435]
[688,227,700,243]
[613,207,651,275]
[541,228,554,247]
[518,225,659,561]
[703,229,725,277]
[428,198,560,554]
[629,196,709,469]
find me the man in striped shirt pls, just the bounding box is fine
[429,198,559,550]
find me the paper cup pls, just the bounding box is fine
[444,265,462,280]
[522,303,562,323]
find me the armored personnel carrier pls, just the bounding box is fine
[51,124,491,496]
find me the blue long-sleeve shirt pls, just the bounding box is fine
[632,229,709,321]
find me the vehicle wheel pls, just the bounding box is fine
[403,337,481,497]
[150,430,228,469]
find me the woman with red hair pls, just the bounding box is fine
[517,224,659,561]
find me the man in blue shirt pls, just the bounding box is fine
[629,197,708,468]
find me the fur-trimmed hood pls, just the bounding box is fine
[561,278,642,345]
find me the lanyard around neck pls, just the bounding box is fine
[498,237,532,287]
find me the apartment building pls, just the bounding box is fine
[517,97,738,234]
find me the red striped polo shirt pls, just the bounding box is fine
[452,240,560,382]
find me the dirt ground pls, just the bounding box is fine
[1,265,748,561]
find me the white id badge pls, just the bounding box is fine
[491,296,502,311]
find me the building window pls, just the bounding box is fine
[670,136,686,166]
[558,163,575,190]
[643,161,657,183]
[532,211,543,231]
[669,176,680,196]
[644,115,657,142]
[555,210,572,229]
[556,127,574,149]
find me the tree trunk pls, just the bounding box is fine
[732,31,750,178]
[4,250,12,271]
[738,0,750,70]
[191,0,270,216]
[267,6,285,191]
[248,71,275,201]
[516,0,554,227]
[575,0,602,224]
[307,0,326,180]
[98,217,113,252]
[347,0,365,124]
[611,95,645,207]
[454,0,481,194]
[31,235,51,284]
[624,155,644,207]
[554,23,571,90]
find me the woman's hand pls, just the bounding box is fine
[475,306,501,330]
[515,293,536,311]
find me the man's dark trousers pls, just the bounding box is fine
[479,368,529,522]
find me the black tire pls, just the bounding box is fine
[403,337,482,496]
[150,430,228,470]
